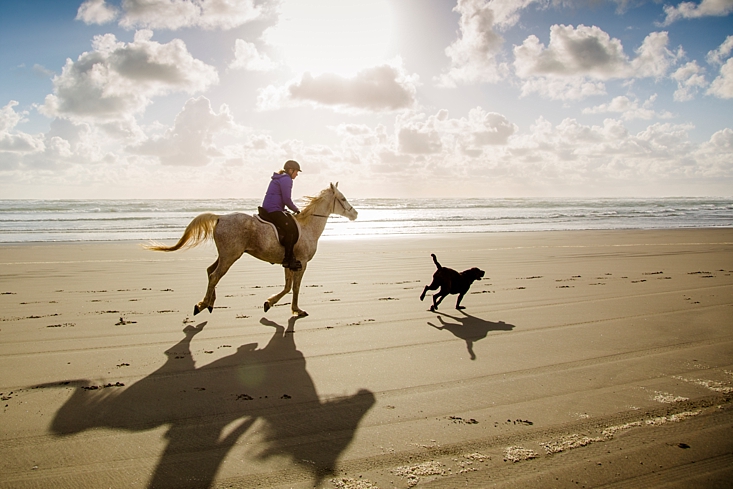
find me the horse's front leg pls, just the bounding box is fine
[264,270,293,313]
[290,263,308,317]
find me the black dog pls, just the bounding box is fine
[420,254,485,311]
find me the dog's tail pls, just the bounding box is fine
[431,253,442,270]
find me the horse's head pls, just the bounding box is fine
[330,183,358,221]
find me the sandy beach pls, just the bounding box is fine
[1,229,732,488]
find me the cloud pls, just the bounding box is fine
[505,117,715,182]
[398,114,444,155]
[77,0,266,30]
[707,58,733,98]
[661,0,733,26]
[228,39,277,72]
[706,35,733,65]
[583,94,673,120]
[334,108,516,167]
[436,0,534,87]
[703,36,733,98]
[514,25,628,78]
[258,63,418,112]
[327,108,732,195]
[671,61,708,101]
[702,127,733,152]
[630,31,680,78]
[0,101,120,173]
[0,101,45,153]
[76,0,119,25]
[128,96,239,166]
[514,26,679,100]
[40,30,218,121]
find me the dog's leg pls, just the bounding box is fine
[455,292,466,310]
[432,289,448,311]
[430,293,441,311]
[420,280,439,301]
[420,285,429,301]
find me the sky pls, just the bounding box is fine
[1,0,732,200]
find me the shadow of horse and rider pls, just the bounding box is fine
[428,311,515,360]
[43,317,375,489]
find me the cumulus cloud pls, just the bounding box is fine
[702,127,733,152]
[706,35,733,65]
[513,26,679,100]
[258,63,418,112]
[630,31,680,78]
[671,61,708,101]
[0,101,45,153]
[514,25,628,78]
[40,30,218,121]
[397,112,445,155]
[707,58,733,98]
[436,0,535,87]
[505,117,712,183]
[583,94,673,120]
[0,101,119,173]
[77,0,265,30]
[337,108,517,164]
[228,39,277,72]
[704,36,733,99]
[76,0,118,25]
[128,96,238,166]
[661,0,733,26]
[328,108,731,193]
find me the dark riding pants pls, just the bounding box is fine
[259,209,297,263]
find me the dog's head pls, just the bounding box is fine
[466,268,485,281]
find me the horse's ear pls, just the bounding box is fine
[330,182,339,190]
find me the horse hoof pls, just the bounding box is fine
[294,310,308,317]
[193,305,201,316]
[264,301,271,313]
[207,306,213,313]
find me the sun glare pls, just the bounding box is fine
[266,0,395,76]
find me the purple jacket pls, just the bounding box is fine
[262,172,299,213]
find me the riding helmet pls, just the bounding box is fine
[284,160,301,172]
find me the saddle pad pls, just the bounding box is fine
[256,214,279,241]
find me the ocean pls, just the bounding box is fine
[0,198,731,243]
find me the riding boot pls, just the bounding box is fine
[282,247,302,271]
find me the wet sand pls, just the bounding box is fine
[1,229,732,488]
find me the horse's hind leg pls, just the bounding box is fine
[195,259,219,315]
[194,254,240,315]
[206,259,219,276]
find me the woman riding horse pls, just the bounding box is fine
[259,160,302,271]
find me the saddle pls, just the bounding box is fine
[256,207,300,246]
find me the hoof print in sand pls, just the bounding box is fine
[448,415,478,424]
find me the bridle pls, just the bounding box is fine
[312,193,353,219]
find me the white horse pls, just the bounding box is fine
[147,183,357,317]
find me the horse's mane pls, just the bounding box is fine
[296,186,333,223]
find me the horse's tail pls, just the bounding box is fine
[431,253,442,270]
[145,213,219,252]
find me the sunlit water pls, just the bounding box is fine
[0,198,731,243]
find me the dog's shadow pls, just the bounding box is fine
[428,311,515,360]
